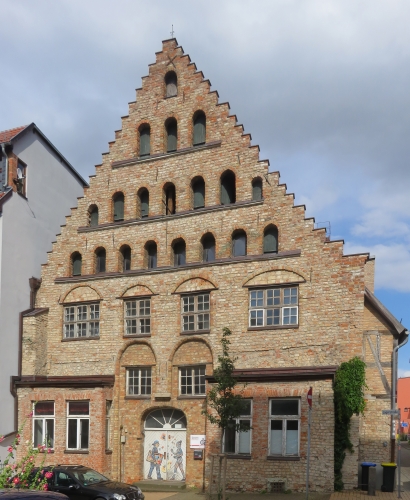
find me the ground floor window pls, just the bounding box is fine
[269,398,300,456]
[33,401,54,448]
[67,401,90,450]
[179,366,206,395]
[223,399,252,454]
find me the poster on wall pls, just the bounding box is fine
[190,435,206,449]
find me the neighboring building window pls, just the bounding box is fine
[124,298,151,335]
[139,125,151,157]
[164,183,176,215]
[126,367,152,396]
[33,401,54,448]
[166,118,178,152]
[105,401,112,450]
[193,111,206,146]
[232,230,247,257]
[192,177,205,209]
[269,399,300,456]
[252,178,263,201]
[145,241,157,269]
[120,245,131,271]
[113,192,124,221]
[179,366,206,395]
[173,240,186,266]
[181,293,210,332]
[67,401,90,450]
[15,160,27,196]
[249,287,298,327]
[165,71,177,97]
[202,233,216,262]
[221,170,236,204]
[138,188,149,218]
[263,225,278,253]
[89,205,98,227]
[95,248,106,273]
[223,399,252,454]
[63,303,100,338]
[71,252,82,276]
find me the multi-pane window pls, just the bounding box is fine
[64,304,100,338]
[124,299,151,335]
[179,366,206,396]
[269,399,300,456]
[67,401,90,450]
[126,368,152,396]
[33,401,54,448]
[105,401,112,450]
[223,399,252,454]
[182,293,210,332]
[249,287,298,327]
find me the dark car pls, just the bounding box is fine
[36,467,144,500]
[0,490,68,500]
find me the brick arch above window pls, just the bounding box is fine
[173,277,217,294]
[171,338,213,366]
[61,285,102,303]
[121,342,156,366]
[243,269,306,288]
[115,339,157,375]
[121,284,155,298]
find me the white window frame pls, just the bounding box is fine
[223,399,252,455]
[124,298,151,336]
[126,367,152,396]
[181,293,210,332]
[268,398,300,457]
[66,401,90,450]
[249,287,298,328]
[179,365,206,396]
[63,303,100,338]
[32,401,55,449]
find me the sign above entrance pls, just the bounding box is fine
[190,435,206,449]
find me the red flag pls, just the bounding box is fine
[307,387,313,408]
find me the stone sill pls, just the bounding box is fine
[248,325,299,332]
[266,455,300,461]
[62,336,100,342]
[124,396,151,400]
[180,330,210,336]
[64,450,89,454]
[226,454,252,460]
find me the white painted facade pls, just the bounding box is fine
[0,125,86,461]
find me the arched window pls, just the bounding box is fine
[192,177,205,209]
[252,177,263,201]
[138,188,149,218]
[173,239,186,266]
[165,71,177,98]
[166,118,178,153]
[193,111,206,146]
[263,225,278,254]
[145,241,157,269]
[120,245,131,271]
[71,252,82,276]
[164,183,176,215]
[201,233,215,262]
[139,124,150,157]
[232,230,247,257]
[221,170,236,205]
[89,205,98,227]
[95,248,106,273]
[113,192,124,221]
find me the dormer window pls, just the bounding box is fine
[165,71,177,97]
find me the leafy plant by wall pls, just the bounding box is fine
[334,356,367,491]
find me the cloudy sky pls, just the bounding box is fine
[2,0,410,373]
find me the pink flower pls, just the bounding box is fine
[27,411,33,417]
[41,470,44,475]
[0,436,5,443]
[7,446,13,452]
[13,477,20,485]
[47,448,52,454]
[16,434,20,438]
[45,472,53,479]
[43,483,49,491]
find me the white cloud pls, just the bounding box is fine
[398,369,410,378]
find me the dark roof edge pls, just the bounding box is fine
[364,287,407,337]
[12,123,88,187]
[15,375,115,388]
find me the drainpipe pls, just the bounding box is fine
[1,142,11,190]
[391,330,409,459]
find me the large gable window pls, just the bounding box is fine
[64,303,100,338]
[193,111,206,146]
[165,71,177,97]
[249,286,298,328]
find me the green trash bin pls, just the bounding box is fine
[381,462,397,492]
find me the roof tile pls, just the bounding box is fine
[0,125,28,143]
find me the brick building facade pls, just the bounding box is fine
[14,39,407,492]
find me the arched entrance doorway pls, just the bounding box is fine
[144,408,187,481]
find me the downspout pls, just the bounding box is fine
[1,142,11,190]
[391,330,409,462]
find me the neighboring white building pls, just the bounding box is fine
[0,124,87,460]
